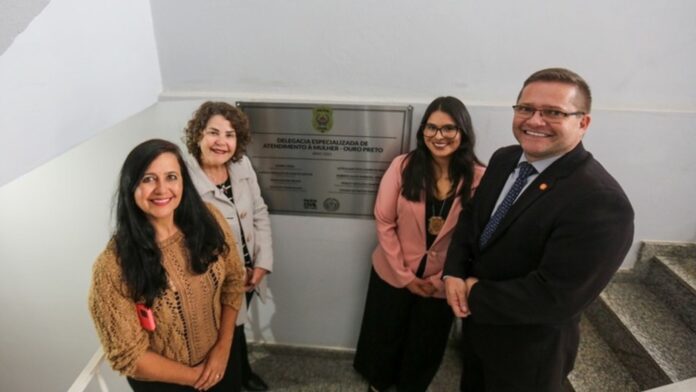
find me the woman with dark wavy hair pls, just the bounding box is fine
[354,97,485,392]
[183,101,273,392]
[89,139,245,391]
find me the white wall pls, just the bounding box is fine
[0,0,161,389]
[0,0,162,186]
[0,105,165,391]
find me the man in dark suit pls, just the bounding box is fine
[443,68,634,392]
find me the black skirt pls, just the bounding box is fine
[353,268,453,392]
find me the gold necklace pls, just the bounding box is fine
[427,197,449,235]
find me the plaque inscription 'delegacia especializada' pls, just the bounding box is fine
[237,102,412,218]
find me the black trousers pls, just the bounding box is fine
[127,375,234,392]
[353,268,453,392]
[227,291,256,390]
[458,318,579,392]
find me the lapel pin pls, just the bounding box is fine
[539,183,549,191]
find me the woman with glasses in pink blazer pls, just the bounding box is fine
[354,96,485,392]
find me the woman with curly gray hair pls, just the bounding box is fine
[183,101,273,392]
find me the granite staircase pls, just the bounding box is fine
[568,241,696,392]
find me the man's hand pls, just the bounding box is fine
[465,277,479,298]
[445,277,471,317]
[406,277,437,297]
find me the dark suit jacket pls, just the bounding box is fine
[444,143,634,391]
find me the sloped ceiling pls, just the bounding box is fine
[0,0,50,55]
[149,1,696,111]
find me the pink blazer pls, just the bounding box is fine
[372,154,485,298]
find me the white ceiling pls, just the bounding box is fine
[149,0,696,111]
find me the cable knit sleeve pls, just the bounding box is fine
[88,245,149,376]
[207,204,245,310]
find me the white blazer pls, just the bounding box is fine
[186,155,274,326]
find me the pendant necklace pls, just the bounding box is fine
[428,197,449,236]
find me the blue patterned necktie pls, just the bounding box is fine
[479,162,537,247]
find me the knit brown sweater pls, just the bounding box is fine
[88,205,245,376]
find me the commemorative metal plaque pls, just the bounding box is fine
[237,102,412,218]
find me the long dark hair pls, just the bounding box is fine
[401,96,482,202]
[114,139,229,306]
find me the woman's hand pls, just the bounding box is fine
[406,277,437,297]
[189,363,205,388]
[193,342,230,390]
[245,267,268,292]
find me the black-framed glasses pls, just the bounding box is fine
[512,105,585,122]
[423,123,460,138]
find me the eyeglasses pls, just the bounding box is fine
[512,105,585,122]
[423,123,460,138]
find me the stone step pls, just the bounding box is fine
[644,377,696,392]
[645,255,696,332]
[567,317,640,392]
[634,242,696,279]
[586,280,696,390]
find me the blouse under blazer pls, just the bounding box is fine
[372,153,485,299]
[187,154,273,325]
